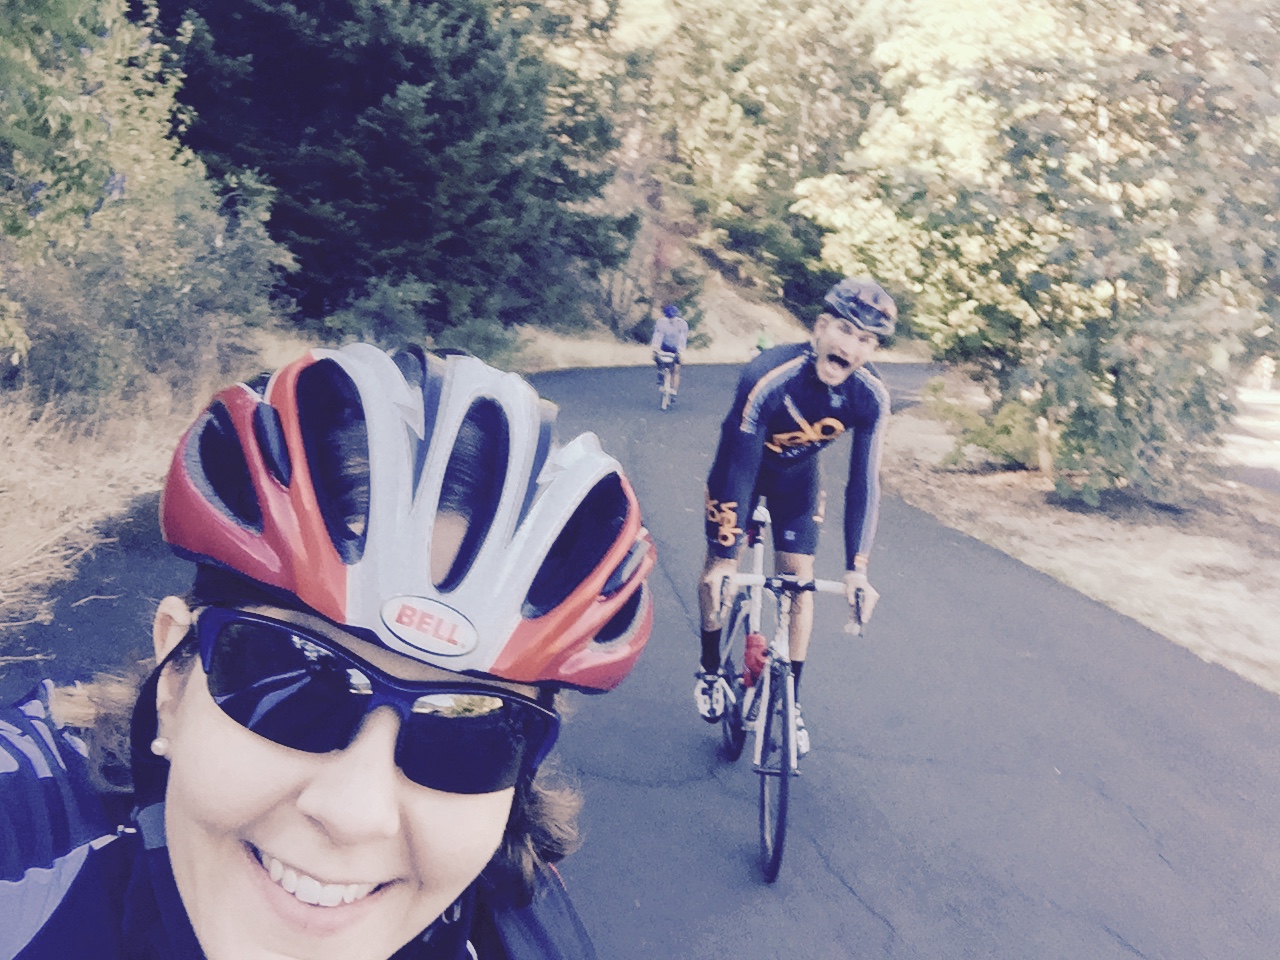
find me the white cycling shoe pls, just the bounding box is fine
[694,671,729,723]
[795,704,810,757]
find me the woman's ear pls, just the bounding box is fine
[153,596,194,738]
[153,596,193,662]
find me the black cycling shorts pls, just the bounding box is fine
[706,457,822,557]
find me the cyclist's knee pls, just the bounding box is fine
[775,551,814,577]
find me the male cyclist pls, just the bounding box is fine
[651,304,689,398]
[694,278,894,755]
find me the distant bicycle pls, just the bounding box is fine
[713,505,855,882]
[655,350,679,410]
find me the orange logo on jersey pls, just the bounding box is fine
[766,415,845,453]
[706,496,742,547]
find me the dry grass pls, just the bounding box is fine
[0,327,321,647]
[0,394,191,642]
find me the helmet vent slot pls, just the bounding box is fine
[523,473,627,619]
[296,360,370,563]
[195,402,263,530]
[434,399,510,591]
[593,584,645,647]
[253,404,293,487]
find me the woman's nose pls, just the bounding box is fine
[294,706,404,843]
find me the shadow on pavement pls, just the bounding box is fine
[0,491,190,702]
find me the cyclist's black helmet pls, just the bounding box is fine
[662,304,680,319]
[823,278,897,339]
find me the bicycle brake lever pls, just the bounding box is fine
[844,588,866,637]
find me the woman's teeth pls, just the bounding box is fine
[258,849,377,907]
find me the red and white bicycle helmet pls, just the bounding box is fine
[160,343,655,692]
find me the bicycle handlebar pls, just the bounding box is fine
[727,573,845,595]
[726,571,867,635]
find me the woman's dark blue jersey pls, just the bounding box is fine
[1,683,597,960]
[704,342,890,570]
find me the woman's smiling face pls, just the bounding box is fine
[152,597,520,960]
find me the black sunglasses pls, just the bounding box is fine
[190,607,560,795]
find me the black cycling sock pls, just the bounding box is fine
[700,628,721,673]
[792,660,804,699]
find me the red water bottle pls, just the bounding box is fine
[743,632,767,686]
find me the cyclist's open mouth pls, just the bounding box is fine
[814,350,856,385]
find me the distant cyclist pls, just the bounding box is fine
[651,304,689,399]
[694,278,895,754]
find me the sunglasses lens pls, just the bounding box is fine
[396,695,556,795]
[205,619,366,754]
[199,610,559,794]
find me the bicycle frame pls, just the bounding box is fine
[715,503,844,882]
[733,573,844,768]
[655,351,678,410]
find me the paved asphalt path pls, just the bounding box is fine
[5,362,1280,959]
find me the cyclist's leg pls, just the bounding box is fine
[762,462,820,755]
[775,550,816,662]
[700,473,756,643]
[672,354,682,393]
[697,546,737,667]
[694,543,743,722]
[761,461,821,665]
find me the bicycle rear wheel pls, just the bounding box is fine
[718,593,748,761]
[758,661,793,882]
[659,369,673,410]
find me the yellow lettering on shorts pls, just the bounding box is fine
[705,495,742,547]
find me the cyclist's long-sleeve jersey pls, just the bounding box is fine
[1,682,597,960]
[705,342,890,571]
[649,315,688,353]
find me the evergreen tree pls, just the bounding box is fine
[153,0,632,348]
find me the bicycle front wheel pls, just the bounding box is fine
[758,661,793,882]
[718,592,748,761]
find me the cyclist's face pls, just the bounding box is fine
[812,314,879,386]
[153,597,519,960]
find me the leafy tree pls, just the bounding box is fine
[0,0,113,249]
[2,0,288,402]
[154,0,634,352]
[615,0,884,299]
[792,0,1280,503]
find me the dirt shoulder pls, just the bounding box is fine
[882,394,1280,696]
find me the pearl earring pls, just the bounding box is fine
[150,737,170,758]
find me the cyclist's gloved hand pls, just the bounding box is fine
[844,570,879,626]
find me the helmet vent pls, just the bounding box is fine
[593,583,646,647]
[523,473,628,619]
[252,404,292,487]
[194,402,263,530]
[295,360,370,563]
[434,399,510,591]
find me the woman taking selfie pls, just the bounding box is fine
[1,343,655,960]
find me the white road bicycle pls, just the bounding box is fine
[714,505,854,882]
[654,350,678,410]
